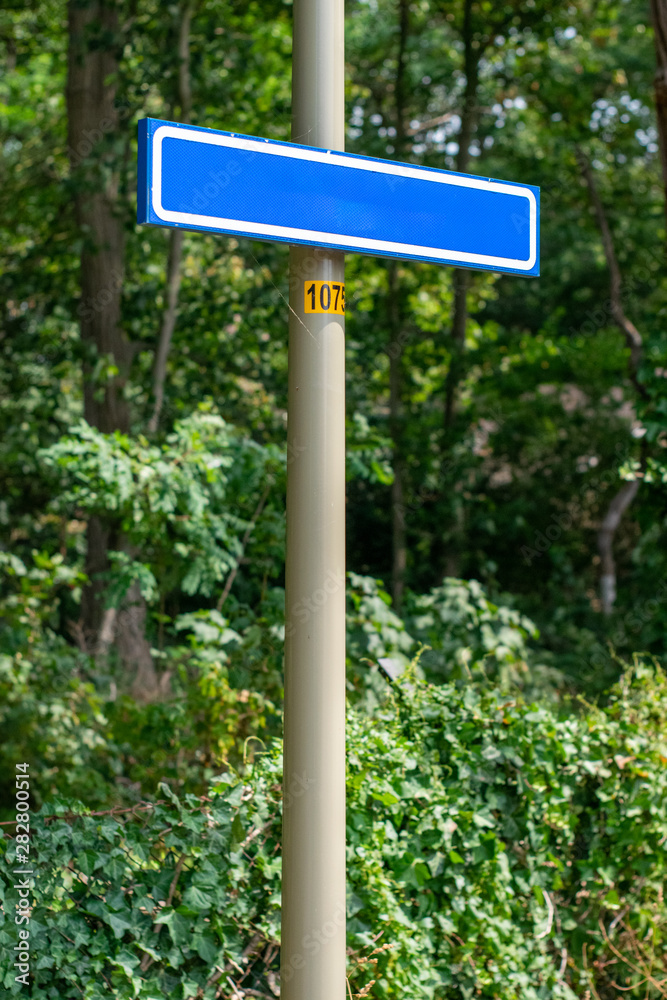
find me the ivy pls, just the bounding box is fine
[2,663,666,999]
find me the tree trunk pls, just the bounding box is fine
[443,0,478,434]
[149,230,185,433]
[578,149,644,614]
[443,268,470,432]
[388,263,407,611]
[148,1,193,434]
[80,517,114,647]
[117,580,164,700]
[67,1,130,437]
[577,150,644,384]
[598,481,639,615]
[651,0,667,236]
[67,1,159,696]
[441,0,479,577]
[387,0,409,611]
[67,0,128,642]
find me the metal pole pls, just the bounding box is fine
[281,0,346,997]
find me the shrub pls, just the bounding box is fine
[0,551,109,815]
[1,661,665,998]
[346,573,564,701]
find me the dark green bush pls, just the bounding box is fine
[1,568,544,815]
[1,661,665,999]
[0,552,282,816]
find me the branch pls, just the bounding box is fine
[407,107,492,138]
[166,852,188,906]
[407,111,454,136]
[577,148,645,388]
[205,933,266,988]
[0,793,212,827]
[597,480,640,615]
[536,889,555,940]
[577,148,647,614]
[95,606,117,657]
[599,917,667,996]
[140,852,189,972]
[217,481,272,611]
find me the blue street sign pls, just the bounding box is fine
[138,117,539,276]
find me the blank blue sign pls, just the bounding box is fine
[138,118,539,276]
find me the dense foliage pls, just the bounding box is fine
[1,0,667,996]
[2,663,666,999]
[2,0,667,687]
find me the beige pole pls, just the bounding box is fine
[280,0,346,997]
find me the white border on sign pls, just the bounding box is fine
[151,125,538,271]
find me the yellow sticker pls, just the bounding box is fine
[304,280,345,315]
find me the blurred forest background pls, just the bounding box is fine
[1,1,667,998]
